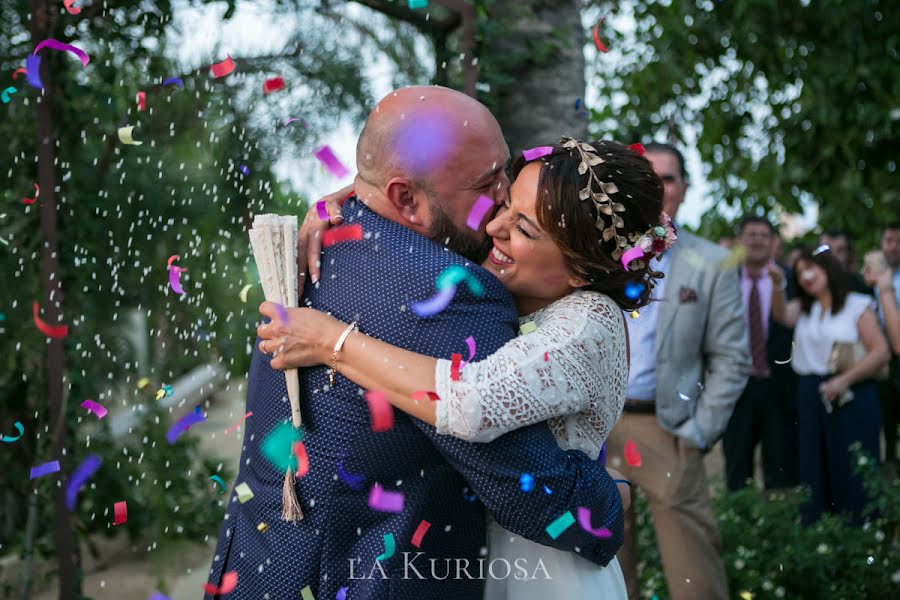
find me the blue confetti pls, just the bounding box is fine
[625,281,645,300]
[519,473,535,492]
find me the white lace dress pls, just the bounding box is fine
[434,290,628,600]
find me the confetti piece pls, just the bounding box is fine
[314,145,350,179]
[624,281,645,300]
[543,485,553,495]
[137,377,150,389]
[63,0,81,15]
[813,244,830,256]
[450,353,462,381]
[210,55,235,78]
[465,194,494,231]
[576,506,612,538]
[166,410,206,444]
[546,511,576,540]
[23,183,39,204]
[136,91,146,111]
[629,310,640,319]
[224,411,253,434]
[257,522,268,532]
[408,0,428,9]
[263,76,285,94]
[1,421,24,443]
[292,441,309,478]
[118,125,143,145]
[519,473,535,492]
[239,164,250,176]
[315,200,330,221]
[235,482,254,504]
[543,351,549,362]
[209,475,226,495]
[261,422,305,472]
[462,487,477,502]
[336,587,348,600]
[112,500,127,525]
[410,286,456,318]
[283,117,304,127]
[239,283,254,303]
[322,223,363,248]
[12,67,27,79]
[411,390,440,402]
[376,533,396,561]
[592,19,609,53]
[66,454,101,510]
[624,439,642,467]
[436,265,484,295]
[739,591,754,600]
[368,483,404,513]
[522,146,554,161]
[519,321,537,335]
[80,399,107,419]
[34,39,90,67]
[300,585,315,600]
[203,571,237,595]
[149,593,171,600]
[628,143,645,156]
[30,460,60,479]
[168,266,186,294]
[620,246,646,271]
[411,519,431,548]
[462,335,476,365]
[274,302,289,323]
[33,301,68,338]
[774,342,795,365]
[365,390,394,432]
[26,54,43,89]
[337,460,365,490]
[599,442,607,465]
[162,77,183,87]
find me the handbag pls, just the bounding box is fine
[828,341,890,381]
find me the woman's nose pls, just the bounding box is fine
[485,208,511,239]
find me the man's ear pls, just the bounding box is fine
[384,176,431,228]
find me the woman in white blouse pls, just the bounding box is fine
[258,139,676,599]
[770,247,889,523]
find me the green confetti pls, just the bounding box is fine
[300,585,315,600]
[376,533,396,561]
[545,511,576,540]
[261,422,304,473]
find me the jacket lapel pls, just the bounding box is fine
[654,235,692,355]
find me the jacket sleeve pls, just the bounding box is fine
[406,273,624,567]
[675,264,751,448]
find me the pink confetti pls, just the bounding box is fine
[80,399,107,419]
[460,335,476,367]
[203,571,237,595]
[168,266,186,295]
[465,194,494,231]
[23,182,39,204]
[34,39,90,67]
[293,441,309,478]
[620,246,645,271]
[624,439,642,467]
[136,91,146,112]
[522,146,554,161]
[368,483,404,513]
[210,55,235,78]
[576,506,612,538]
[224,411,253,434]
[365,391,394,432]
[63,0,81,15]
[113,500,127,525]
[411,519,431,548]
[314,145,350,179]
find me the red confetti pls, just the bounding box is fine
[544,351,549,362]
[628,143,645,156]
[624,439,642,467]
[63,0,81,15]
[210,55,235,78]
[33,301,69,339]
[263,76,285,94]
[112,500,127,525]
[12,67,27,79]
[23,182,39,204]
[292,441,309,478]
[592,19,609,53]
[450,353,462,381]
[411,519,431,548]
[365,390,394,432]
[411,391,440,402]
[136,91,146,112]
[322,223,363,248]
[203,571,238,596]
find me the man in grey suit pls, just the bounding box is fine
[607,143,750,600]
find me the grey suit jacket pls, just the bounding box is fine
[653,231,751,448]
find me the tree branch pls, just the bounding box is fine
[350,0,461,33]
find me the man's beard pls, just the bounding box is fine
[428,201,492,264]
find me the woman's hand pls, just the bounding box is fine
[257,302,345,370]
[877,269,895,296]
[297,185,353,289]
[605,467,631,511]
[768,262,786,288]
[819,375,849,404]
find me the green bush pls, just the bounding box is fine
[635,448,900,599]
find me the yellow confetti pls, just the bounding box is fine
[137,377,150,389]
[117,125,143,145]
[257,522,269,532]
[235,482,254,503]
[155,389,165,400]
[300,585,315,600]
[239,283,254,303]
[739,591,754,600]
[519,321,537,335]
[629,310,640,319]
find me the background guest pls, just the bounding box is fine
[770,248,889,523]
[723,216,798,491]
[875,223,900,476]
[820,230,871,294]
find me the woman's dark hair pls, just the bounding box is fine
[792,246,850,314]
[510,140,664,310]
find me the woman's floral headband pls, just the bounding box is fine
[619,213,677,271]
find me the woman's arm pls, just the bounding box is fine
[769,263,801,327]
[819,307,890,402]
[258,303,440,424]
[878,271,900,354]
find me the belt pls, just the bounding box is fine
[623,399,655,414]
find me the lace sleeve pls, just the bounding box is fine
[434,292,625,444]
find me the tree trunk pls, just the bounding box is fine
[28,1,79,599]
[489,0,587,155]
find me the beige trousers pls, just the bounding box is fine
[607,413,728,600]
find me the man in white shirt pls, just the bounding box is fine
[607,143,750,600]
[876,223,900,473]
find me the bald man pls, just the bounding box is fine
[205,87,625,600]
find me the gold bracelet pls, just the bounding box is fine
[328,321,358,386]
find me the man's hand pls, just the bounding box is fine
[298,184,353,289]
[257,302,344,370]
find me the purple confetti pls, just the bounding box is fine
[522,146,554,161]
[337,460,365,490]
[66,454,102,510]
[274,302,289,324]
[368,483,405,513]
[411,286,457,318]
[314,145,350,179]
[239,164,250,176]
[315,200,330,221]
[30,460,60,480]
[162,77,183,87]
[166,410,206,444]
[465,194,494,231]
[336,587,348,600]
[25,54,43,89]
[149,593,172,600]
